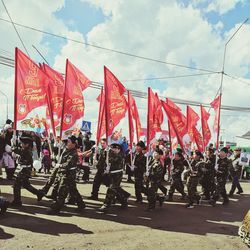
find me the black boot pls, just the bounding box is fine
[167,193,173,202]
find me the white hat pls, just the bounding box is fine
[4,124,12,131]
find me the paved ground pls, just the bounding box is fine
[0,170,249,250]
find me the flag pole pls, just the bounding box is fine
[60,59,68,139]
[104,66,109,144]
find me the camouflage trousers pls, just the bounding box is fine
[104,172,129,206]
[212,177,228,202]
[41,166,59,194]
[51,172,84,211]
[200,177,215,200]
[169,177,186,196]
[147,182,160,209]
[134,177,147,202]
[13,169,40,203]
[186,176,200,205]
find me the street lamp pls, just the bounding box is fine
[0,90,8,121]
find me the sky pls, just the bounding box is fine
[0,0,250,144]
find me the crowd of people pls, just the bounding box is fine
[0,119,248,216]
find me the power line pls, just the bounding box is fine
[224,73,250,86]
[0,17,220,74]
[1,0,30,56]
[0,54,219,82]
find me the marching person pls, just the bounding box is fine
[48,136,85,214]
[146,149,165,211]
[200,148,216,200]
[99,142,130,212]
[167,151,186,201]
[126,141,147,203]
[88,138,110,200]
[228,148,244,196]
[210,147,233,206]
[185,150,203,208]
[10,136,43,207]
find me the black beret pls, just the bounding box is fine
[68,135,78,144]
[110,142,122,150]
[20,136,33,146]
[136,141,145,149]
[155,149,164,155]
[194,150,204,158]
[220,147,229,154]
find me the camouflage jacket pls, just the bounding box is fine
[171,159,184,179]
[126,152,146,178]
[216,157,233,179]
[148,159,163,183]
[58,148,78,175]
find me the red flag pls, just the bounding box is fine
[130,93,144,142]
[147,88,156,148]
[200,105,211,150]
[96,88,106,144]
[60,59,91,139]
[162,100,191,154]
[210,94,222,149]
[154,93,163,132]
[186,105,200,142]
[127,91,134,148]
[193,126,204,152]
[14,48,51,133]
[168,120,178,155]
[104,66,127,138]
[42,63,64,132]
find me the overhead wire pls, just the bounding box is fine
[0,17,220,74]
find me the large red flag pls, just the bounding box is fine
[60,59,91,139]
[193,126,204,152]
[210,94,222,149]
[14,48,51,133]
[186,105,199,142]
[104,66,127,138]
[147,88,156,148]
[130,93,144,142]
[162,100,191,154]
[200,105,211,150]
[154,93,163,132]
[42,63,64,133]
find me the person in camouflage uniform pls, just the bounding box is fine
[185,150,203,208]
[167,151,186,201]
[11,136,43,207]
[99,143,130,212]
[88,138,110,200]
[146,149,165,211]
[210,147,233,206]
[126,141,147,203]
[199,148,216,200]
[229,148,243,196]
[48,136,85,214]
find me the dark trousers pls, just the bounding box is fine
[51,173,84,211]
[212,178,228,202]
[134,177,147,201]
[229,175,243,194]
[200,178,215,200]
[13,170,40,203]
[91,170,110,197]
[104,172,128,206]
[169,178,185,196]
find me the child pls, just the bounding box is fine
[42,149,52,174]
[146,149,165,211]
